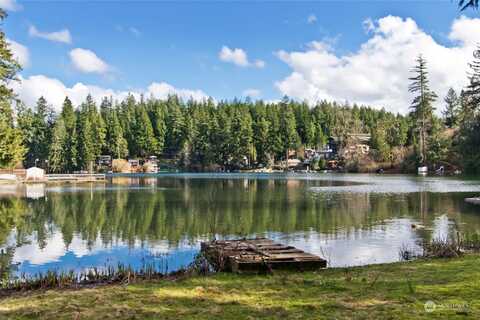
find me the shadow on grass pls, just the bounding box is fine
[1,256,480,319]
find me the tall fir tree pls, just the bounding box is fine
[76,95,105,171]
[129,102,158,157]
[0,9,21,100]
[165,95,187,156]
[147,99,167,154]
[251,103,271,166]
[48,118,67,173]
[443,88,460,128]
[408,55,437,165]
[24,97,52,167]
[0,100,25,168]
[457,47,480,173]
[279,100,300,169]
[60,97,77,172]
[105,109,128,158]
[463,45,480,112]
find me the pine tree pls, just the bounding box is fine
[0,100,25,168]
[24,97,52,167]
[48,118,67,173]
[60,97,77,172]
[85,95,106,159]
[457,47,480,173]
[76,97,100,171]
[279,100,300,169]
[189,102,215,167]
[230,105,254,167]
[0,10,21,100]
[371,123,390,162]
[408,55,437,165]
[252,103,271,166]
[105,109,128,158]
[295,102,315,147]
[147,99,166,154]
[443,88,460,128]
[165,95,187,156]
[129,102,157,157]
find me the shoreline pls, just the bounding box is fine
[1,254,478,318]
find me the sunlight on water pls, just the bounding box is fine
[1,173,480,276]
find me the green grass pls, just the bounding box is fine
[1,255,479,319]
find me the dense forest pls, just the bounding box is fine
[11,93,415,172]
[1,10,480,173]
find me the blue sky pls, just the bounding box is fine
[3,0,480,113]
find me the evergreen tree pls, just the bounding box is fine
[147,99,167,154]
[165,96,187,156]
[211,106,234,169]
[189,102,215,167]
[230,105,254,167]
[279,101,300,169]
[105,109,128,158]
[129,102,158,157]
[0,100,25,168]
[457,47,480,173]
[24,97,52,167]
[60,97,77,172]
[85,95,106,159]
[48,118,67,173]
[295,102,315,147]
[0,10,21,100]
[371,121,391,162]
[251,103,271,166]
[76,96,104,171]
[266,104,283,162]
[443,88,460,128]
[408,55,437,165]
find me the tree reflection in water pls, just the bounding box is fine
[1,175,479,276]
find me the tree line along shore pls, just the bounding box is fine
[1,12,480,175]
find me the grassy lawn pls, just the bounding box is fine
[0,255,479,319]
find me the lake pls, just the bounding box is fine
[1,173,480,278]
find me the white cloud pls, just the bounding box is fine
[7,39,30,68]
[0,0,21,11]
[6,39,29,68]
[12,74,210,111]
[307,14,317,24]
[275,15,479,114]
[129,27,141,37]
[28,25,72,44]
[254,59,265,68]
[219,46,265,68]
[115,25,141,37]
[243,88,261,98]
[147,82,210,102]
[362,18,375,33]
[69,48,109,74]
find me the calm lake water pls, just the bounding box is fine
[1,173,480,277]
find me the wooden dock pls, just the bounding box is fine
[201,238,327,273]
[46,174,106,182]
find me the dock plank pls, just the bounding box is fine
[201,238,327,273]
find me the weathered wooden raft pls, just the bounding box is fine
[201,238,327,273]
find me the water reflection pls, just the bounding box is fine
[1,174,480,276]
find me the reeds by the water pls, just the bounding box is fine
[0,254,212,294]
[399,232,480,261]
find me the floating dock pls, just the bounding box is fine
[201,238,327,273]
[465,197,480,205]
[46,174,106,183]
